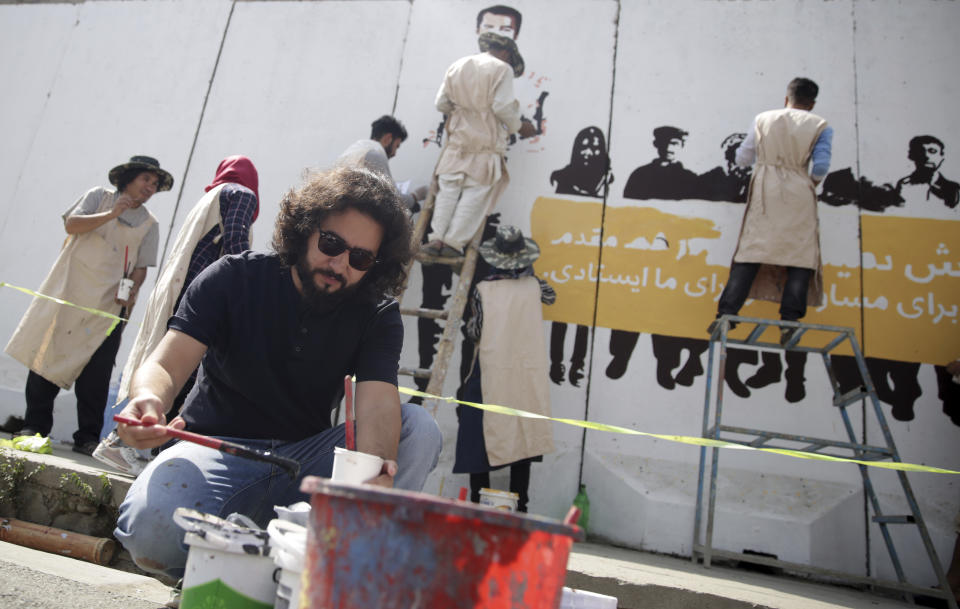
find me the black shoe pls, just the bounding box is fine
[0,415,24,434]
[72,440,99,456]
[605,357,629,380]
[568,361,584,387]
[549,362,565,385]
[745,355,783,389]
[15,427,42,438]
[779,327,800,347]
[707,318,737,336]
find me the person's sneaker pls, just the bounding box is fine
[92,431,150,475]
[164,579,182,609]
[72,440,99,457]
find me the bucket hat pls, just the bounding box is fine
[478,32,524,78]
[108,156,174,192]
[478,225,540,270]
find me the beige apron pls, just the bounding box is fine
[733,108,828,305]
[477,277,554,467]
[5,191,156,389]
[117,185,228,402]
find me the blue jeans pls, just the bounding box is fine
[115,402,442,578]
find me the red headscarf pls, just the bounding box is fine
[205,155,260,222]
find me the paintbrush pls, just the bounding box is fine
[113,415,300,479]
[344,375,355,451]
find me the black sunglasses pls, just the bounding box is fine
[316,230,379,271]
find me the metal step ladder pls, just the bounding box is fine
[692,315,957,609]
[395,189,483,412]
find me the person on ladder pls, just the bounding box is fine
[454,225,555,512]
[708,77,834,345]
[421,31,536,258]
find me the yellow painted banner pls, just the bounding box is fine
[861,215,960,364]
[531,197,863,352]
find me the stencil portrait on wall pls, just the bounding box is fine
[820,135,958,214]
[623,125,698,200]
[549,126,613,198]
[896,135,959,211]
[697,132,751,203]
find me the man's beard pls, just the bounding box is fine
[295,258,361,312]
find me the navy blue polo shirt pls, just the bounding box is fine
[169,251,402,441]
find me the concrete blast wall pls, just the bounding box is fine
[0,0,957,588]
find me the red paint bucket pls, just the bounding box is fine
[300,478,584,609]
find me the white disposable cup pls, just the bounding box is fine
[331,446,384,484]
[478,488,519,511]
[116,278,134,300]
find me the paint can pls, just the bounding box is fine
[174,508,277,609]
[478,487,520,511]
[560,586,619,608]
[267,519,307,609]
[300,477,584,609]
[331,446,383,484]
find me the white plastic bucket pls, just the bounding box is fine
[267,518,307,609]
[174,508,277,609]
[560,586,619,608]
[331,446,383,484]
[478,487,520,511]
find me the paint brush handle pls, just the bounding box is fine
[344,375,355,451]
[113,415,301,478]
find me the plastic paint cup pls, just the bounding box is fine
[116,278,134,301]
[331,446,383,484]
[478,488,520,511]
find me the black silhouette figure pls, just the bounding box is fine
[818,167,903,212]
[550,323,589,387]
[832,355,922,422]
[697,133,752,203]
[896,135,959,209]
[934,363,960,426]
[549,126,613,197]
[623,126,698,200]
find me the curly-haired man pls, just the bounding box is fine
[113,166,442,578]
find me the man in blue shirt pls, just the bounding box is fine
[709,77,833,345]
[113,166,442,578]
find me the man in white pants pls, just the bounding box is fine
[422,32,535,257]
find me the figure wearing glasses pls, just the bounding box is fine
[113,167,442,579]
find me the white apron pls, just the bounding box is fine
[477,277,554,467]
[5,191,156,389]
[118,185,228,402]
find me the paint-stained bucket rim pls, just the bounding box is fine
[300,477,584,540]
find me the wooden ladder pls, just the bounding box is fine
[396,190,484,412]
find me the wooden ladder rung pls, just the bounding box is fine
[399,307,447,320]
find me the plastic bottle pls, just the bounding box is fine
[572,484,590,534]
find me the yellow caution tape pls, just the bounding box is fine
[1,282,126,336]
[399,386,960,475]
[4,281,953,474]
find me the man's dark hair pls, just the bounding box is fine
[786,77,819,106]
[476,4,522,37]
[115,169,157,193]
[370,115,407,142]
[272,166,413,300]
[652,126,688,149]
[907,135,945,163]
